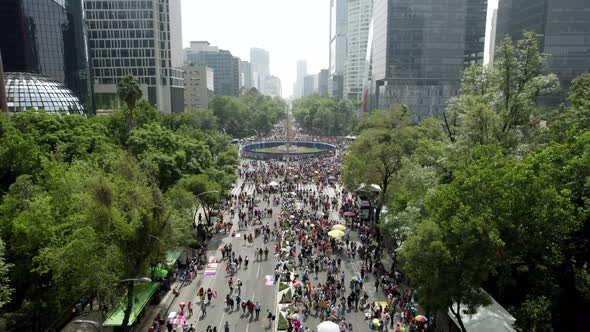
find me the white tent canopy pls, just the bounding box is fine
[317,321,340,332]
[449,292,515,332]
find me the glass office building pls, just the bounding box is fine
[371,0,487,121]
[495,0,590,106]
[5,72,84,114]
[345,0,373,102]
[0,0,91,108]
[329,0,348,97]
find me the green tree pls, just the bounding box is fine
[444,32,560,150]
[0,237,13,308]
[117,75,143,112]
[178,174,222,226]
[343,125,416,222]
[293,95,358,135]
[513,296,553,332]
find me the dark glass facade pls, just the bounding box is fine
[371,0,487,121]
[5,72,84,114]
[186,50,240,97]
[495,0,590,105]
[0,0,91,107]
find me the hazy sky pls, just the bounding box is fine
[181,0,499,98]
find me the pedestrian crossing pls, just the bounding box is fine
[230,182,339,198]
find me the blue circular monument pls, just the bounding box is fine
[241,141,336,160]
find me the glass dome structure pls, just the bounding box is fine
[4,72,84,115]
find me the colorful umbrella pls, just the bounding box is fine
[372,318,380,326]
[293,281,302,287]
[415,315,428,322]
[331,224,347,231]
[291,313,301,320]
[218,246,225,251]
[328,230,345,238]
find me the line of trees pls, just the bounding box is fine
[292,95,359,136]
[0,75,239,330]
[208,88,287,138]
[343,32,590,331]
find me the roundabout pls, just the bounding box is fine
[241,141,336,160]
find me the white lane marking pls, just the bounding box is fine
[256,263,261,280]
[217,312,226,332]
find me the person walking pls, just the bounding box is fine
[267,309,274,329]
[224,321,230,332]
[188,301,193,317]
[200,300,207,317]
[255,301,261,319]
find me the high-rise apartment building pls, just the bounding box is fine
[240,60,252,91]
[184,65,214,110]
[370,0,487,121]
[185,41,240,97]
[250,48,270,91]
[85,0,184,113]
[495,0,590,105]
[262,76,282,98]
[294,60,308,98]
[0,0,91,107]
[344,0,373,102]
[329,0,348,97]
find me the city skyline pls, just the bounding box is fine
[180,0,328,98]
[181,0,499,98]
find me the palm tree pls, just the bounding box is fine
[117,75,142,111]
[117,75,142,137]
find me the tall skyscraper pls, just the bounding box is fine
[370,0,487,121]
[240,60,252,91]
[295,60,308,98]
[0,0,91,107]
[185,41,241,97]
[495,0,590,105]
[344,0,373,103]
[329,0,348,97]
[85,0,185,113]
[250,48,270,90]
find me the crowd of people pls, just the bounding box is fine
[151,121,428,332]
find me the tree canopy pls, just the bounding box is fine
[0,88,239,330]
[292,95,359,136]
[353,33,590,331]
